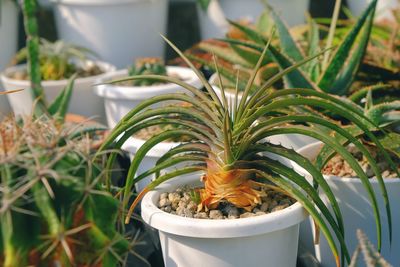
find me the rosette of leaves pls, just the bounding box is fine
[191,0,377,96]
[99,36,398,267]
[0,115,130,267]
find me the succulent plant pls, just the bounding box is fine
[190,0,377,97]
[14,38,100,81]
[127,57,168,86]
[99,36,398,266]
[19,0,82,120]
[0,115,131,267]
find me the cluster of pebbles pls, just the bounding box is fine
[322,146,399,178]
[158,186,296,220]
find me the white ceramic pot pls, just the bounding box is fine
[197,0,310,39]
[0,0,18,118]
[210,74,317,150]
[94,66,202,129]
[1,61,115,123]
[0,0,18,73]
[122,137,181,192]
[141,174,307,267]
[295,142,400,267]
[347,0,399,20]
[52,0,168,68]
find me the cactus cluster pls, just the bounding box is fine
[0,115,129,267]
[128,57,168,86]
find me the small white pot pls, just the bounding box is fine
[1,61,115,123]
[52,0,168,68]
[94,66,202,129]
[197,0,310,39]
[210,74,317,150]
[294,142,400,267]
[141,174,307,267]
[347,0,399,20]
[122,137,180,192]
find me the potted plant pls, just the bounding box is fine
[196,0,310,39]
[1,38,115,122]
[98,36,392,266]
[51,0,168,68]
[191,0,378,150]
[293,93,400,266]
[0,114,136,267]
[95,57,202,128]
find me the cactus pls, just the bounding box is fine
[128,57,168,86]
[349,229,393,267]
[0,115,130,266]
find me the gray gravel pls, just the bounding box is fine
[158,186,296,219]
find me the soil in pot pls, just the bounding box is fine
[9,62,103,81]
[322,145,400,178]
[157,183,296,219]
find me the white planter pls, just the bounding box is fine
[52,0,168,68]
[0,0,18,118]
[1,61,115,123]
[295,142,400,267]
[122,137,180,192]
[94,66,202,128]
[0,0,18,73]
[141,174,307,267]
[347,0,399,20]
[197,0,310,39]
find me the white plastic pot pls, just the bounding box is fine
[0,0,18,73]
[94,66,202,128]
[52,0,168,68]
[295,142,400,267]
[1,61,115,123]
[121,137,180,192]
[141,173,307,267]
[0,0,18,118]
[347,0,399,20]
[197,0,310,39]
[210,74,317,150]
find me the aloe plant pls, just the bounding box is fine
[0,115,131,267]
[97,35,399,266]
[191,0,377,97]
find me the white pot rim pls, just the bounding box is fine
[295,142,400,183]
[94,66,202,100]
[1,61,116,87]
[141,174,307,238]
[122,136,180,158]
[50,0,164,6]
